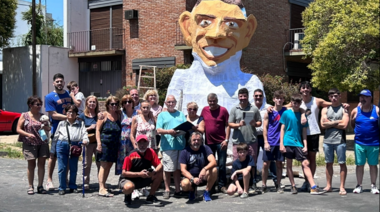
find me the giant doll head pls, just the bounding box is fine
[179,0,257,67]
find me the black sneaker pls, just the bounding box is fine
[291,186,298,194]
[124,194,132,205]
[261,185,268,193]
[59,190,65,195]
[146,195,163,206]
[174,191,187,197]
[69,189,78,193]
[249,183,258,194]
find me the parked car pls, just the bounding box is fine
[0,109,21,133]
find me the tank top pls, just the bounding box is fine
[323,105,346,144]
[136,115,157,149]
[300,96,321,135]
[267,107,287,146]
[18,112,46,145]
[354,105,379,146]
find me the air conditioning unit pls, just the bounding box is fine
[293,32,305,50]
[125,10,138,20]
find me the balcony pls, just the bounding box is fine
[174,22,192,51]
[285,28,306,56]
[68,28,125,57]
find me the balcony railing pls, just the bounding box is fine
[286,28,305,51]
[68,28,125,53]
[175,22,186,46]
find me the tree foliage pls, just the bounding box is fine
[22,5,63,46]
[302,0,380,92]
[0,0,17,48]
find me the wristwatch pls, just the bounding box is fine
[224,139,229,143]
[190,177,194,183]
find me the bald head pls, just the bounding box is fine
[166,95,176,102]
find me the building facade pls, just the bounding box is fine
[64,0,314,97]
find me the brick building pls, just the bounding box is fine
[64,0,314,97]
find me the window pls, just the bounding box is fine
[101,61,112,71]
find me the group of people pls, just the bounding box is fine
[16,73,379,206]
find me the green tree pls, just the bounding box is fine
[0,0,17,48]
[302,0,380,92]
[22,5,63,46]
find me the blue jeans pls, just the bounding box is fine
[208,143,227,188]
[56,140,80,191]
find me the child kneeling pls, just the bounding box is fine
[227,143,255,198]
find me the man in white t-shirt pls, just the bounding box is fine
[67,81,86,114]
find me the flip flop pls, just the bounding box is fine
[27,187,34,195]
[339,190,347,195]
[99,192,114,197]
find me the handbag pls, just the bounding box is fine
[88,133,96,143]
[66,122,82,157]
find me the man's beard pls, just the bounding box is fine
[137,147,147,153]
[55,85,63,91]
[191,144,200,149]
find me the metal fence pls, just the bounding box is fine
[68,28,125,53]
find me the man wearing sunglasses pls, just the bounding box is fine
[44,73,73,191]
[253,89,278,191]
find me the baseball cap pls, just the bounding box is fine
[136,134,148,143]
[358,89,372,97]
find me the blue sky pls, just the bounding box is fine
[24,0,63,25]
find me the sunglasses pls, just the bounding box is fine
[141,107,149,109]
[255,95,263,98]
[109,103,119,106]
[122,101,133,104]
[34,104,42,107]
[188,108,197,111]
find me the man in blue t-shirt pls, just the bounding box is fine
[44,73,72,191]
[280,93,324,195]
[227,143,255,199]
[179,132,217,202]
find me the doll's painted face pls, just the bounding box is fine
[179,0,257,66]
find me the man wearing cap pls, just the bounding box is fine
[350,89,379,194]
[179,132,218,202]
[119,135,164,205]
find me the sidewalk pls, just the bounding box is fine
[0,157,378,212]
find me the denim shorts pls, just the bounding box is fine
[355,143,379,166]
[323,143,346,164]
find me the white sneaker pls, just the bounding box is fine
[371,185,379,194]
[132,190,140,199]
[280,183,285,189]
[142,188,150,197]
[137,189,144,197]
[353,185,363,194]
[45,181,55,191]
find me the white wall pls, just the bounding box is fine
[64,0,90,47]
[2,45,78,113]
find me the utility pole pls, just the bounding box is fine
[32,0,37,96]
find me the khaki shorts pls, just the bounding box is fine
[162,150,181,172]
[22,143,50,160]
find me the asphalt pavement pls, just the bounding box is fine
[0,157,379,212]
